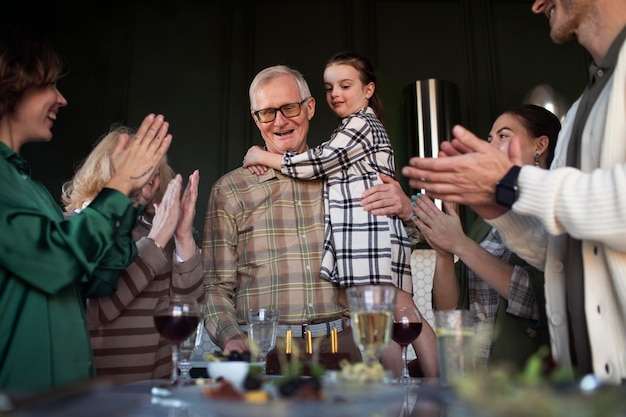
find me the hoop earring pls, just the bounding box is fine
[534,153,541,167]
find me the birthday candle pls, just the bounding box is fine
[286,329,292,354]
[305,330,312,354]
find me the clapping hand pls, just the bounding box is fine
[402,124,523,220]
[107,114,172,197]
[174,170,200,260]
[148,174,183,251]
[412,197,465,255]
[148,170,200,261]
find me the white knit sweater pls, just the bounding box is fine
[489,39,626,384]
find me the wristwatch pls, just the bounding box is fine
[495,165,521,208]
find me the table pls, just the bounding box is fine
[8,378,454,417]
[9,376,626,417]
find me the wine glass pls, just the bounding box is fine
[246,307,278,368]
[177,320,203,385]
[178,304,207,385]
[346,285,397,366]
[153,296,202,386]
[392,305,423,384]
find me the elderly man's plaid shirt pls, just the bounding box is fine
[203,168,351,347]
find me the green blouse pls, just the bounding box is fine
[0,142,139,394]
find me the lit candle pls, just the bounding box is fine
[305,330,312,354]
[331,328,338,353]
[286,329,292,354]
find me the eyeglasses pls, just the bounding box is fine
[253,99,309,123]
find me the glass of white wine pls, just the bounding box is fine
[346,285,397,366]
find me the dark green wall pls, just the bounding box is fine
[4,0,589,237]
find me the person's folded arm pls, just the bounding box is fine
[0,186,137,297]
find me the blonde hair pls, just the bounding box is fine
[62,125,174,212]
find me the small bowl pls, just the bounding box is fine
[206,361,250,389]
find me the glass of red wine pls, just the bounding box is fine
[392,305,423,384]
[153,296,202,386]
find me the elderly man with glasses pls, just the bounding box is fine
[202,65,421,371]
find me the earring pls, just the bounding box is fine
[534,153,540,167]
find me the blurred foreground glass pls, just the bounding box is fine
[247,307,278,366]
[434,309,476,385]
[153,296,202,385]
[346,285,397,366]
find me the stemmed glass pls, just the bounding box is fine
[392,305,423,384]
[178,304,207,385]
[346,285,397,366]
[246,308,278,369]
[153,296,202,386]
[177,319,203,385]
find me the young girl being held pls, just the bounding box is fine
[243,52,438,377]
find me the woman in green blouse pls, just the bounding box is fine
[0,26,172,395]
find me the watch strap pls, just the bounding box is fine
[500,165,521,184]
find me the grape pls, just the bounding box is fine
[278,378,304,396]
[243,375,263,390]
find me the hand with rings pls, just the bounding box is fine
[105,113,172,197]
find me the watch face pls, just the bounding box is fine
[495,166,521,208]
[496,183,518,208]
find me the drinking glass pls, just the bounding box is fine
[246,307,278,366]
[178,319,203,385]
[346,285,397,366]
[153,296,202,385]
[392,305,423,384]
[434,309,475,386]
